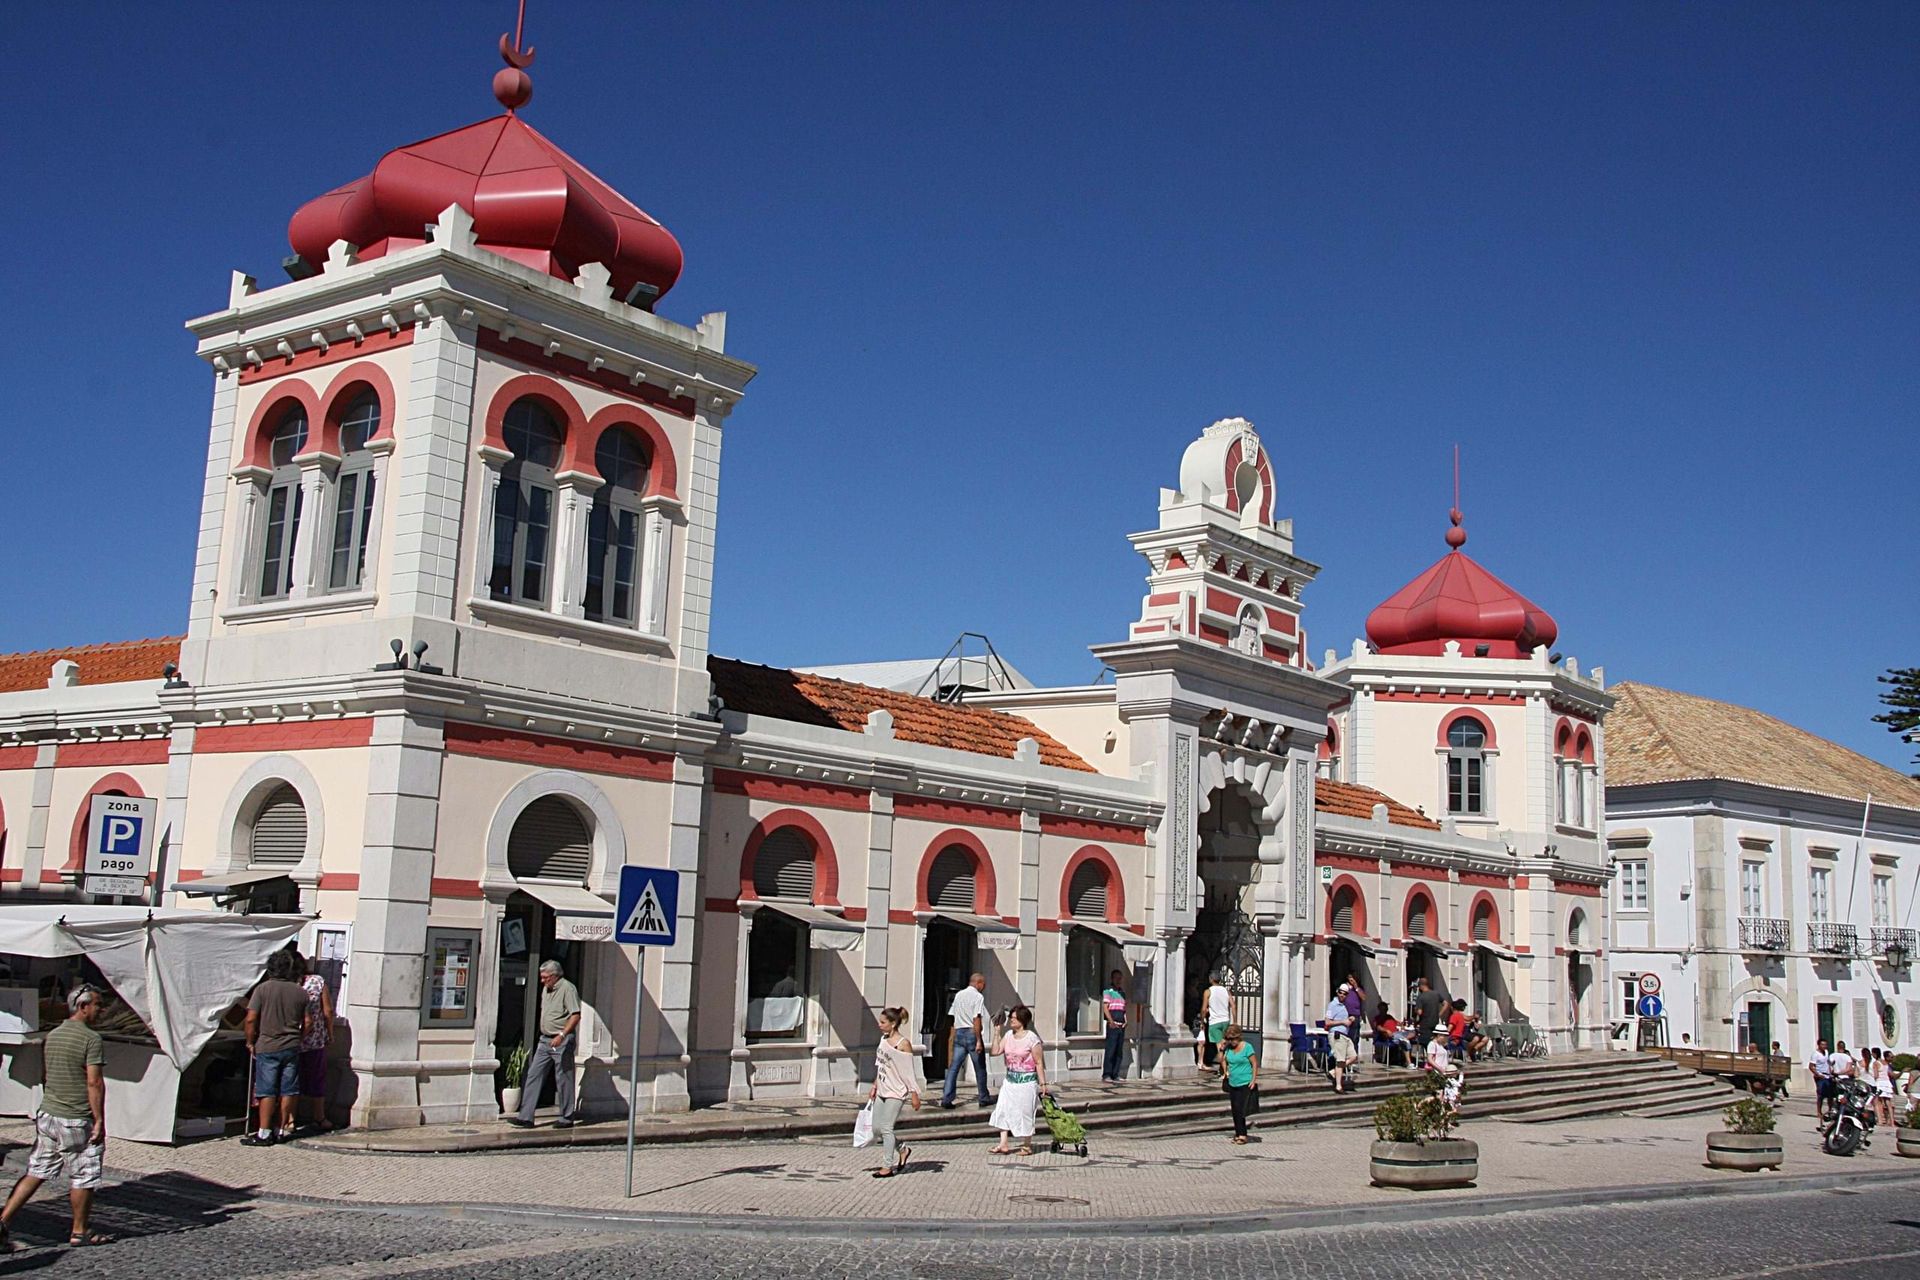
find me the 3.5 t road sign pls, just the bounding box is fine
[615,865,679,947]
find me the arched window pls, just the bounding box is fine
[1319,722,1340,781]
[327,391,381,591]
[584,428,648,625]
[489,399,563,605]
[506,795,592,883]
[247,784,308,868]
[1471,901,1495,942]
[1567,908,1586,949]
[927,844,977,911]
[1330,885,1360,934]
[256,405,309,600]
[751,827,817,901]
[1068,860,1111,920]
[1407,892,1434,938]
[1445,716,1488,816]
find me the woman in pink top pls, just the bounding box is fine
[868,1007,919,1177]
[987,1004,1046,1156]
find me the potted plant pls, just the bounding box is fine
[1369,1072,1477,1189]
[1707,1097,1782,1171]
[500,1042,531,1117]
[1896,1101,1920,1159]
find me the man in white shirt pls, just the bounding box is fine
[1808,1039,1833,1119]
[1201,975,1232,1074]
[941,973,992,1109]
[1323,994,1358,1094]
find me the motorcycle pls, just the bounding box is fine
[1821,1076,1877,1156]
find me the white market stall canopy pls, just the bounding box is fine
[0,906,306,1067]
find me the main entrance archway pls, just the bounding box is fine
[1184,783,1267,1041]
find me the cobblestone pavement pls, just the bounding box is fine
[4,1173,1919,1277]
[2,1108,1908,1225]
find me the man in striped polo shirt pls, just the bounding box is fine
[1,984,110,1248]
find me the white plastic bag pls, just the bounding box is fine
[852,1103,875,1149]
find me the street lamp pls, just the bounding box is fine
[1886,938,1910,970]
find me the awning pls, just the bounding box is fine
[749,901,865,952]
[1403,937,1457,956]
[1066,920,1151,953]
[922,910,1020,950]
[1330,931,1378,957]
[172,868,294,897]
[518,882,614,942]
[1471,939,1519,962]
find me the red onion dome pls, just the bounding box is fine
[289,115,683,305]
[1364,512,1558,659]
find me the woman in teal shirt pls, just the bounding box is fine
[1221,1024,1259,1144]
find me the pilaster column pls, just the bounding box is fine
[636,751,705,1113]
[861,790,896,1018]
[186,368,241,666]
[471,447,509,598]
[638,499,678,637]
[1018,811,1042,1003]
[549,471,603,618]
[288,454,335,600]
[360,437,397,595]
[227,469,268,604]
[386,313,478,619]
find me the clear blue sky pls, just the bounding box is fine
[3,4,1914,770]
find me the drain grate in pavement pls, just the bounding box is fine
[1007,1194,1089,1207]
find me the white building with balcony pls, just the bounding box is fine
[1604,681,1920,1058]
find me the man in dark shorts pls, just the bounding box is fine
[1410,977,1444,1052]
[243,949,312,1146]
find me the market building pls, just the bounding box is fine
[0,54,1619,1137]
[1604,682,1920,1057]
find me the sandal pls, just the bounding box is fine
[68,1230,113,1247]
[895,1144,912,1171]
[988,1145,1011,1154]
[1015,1146,1034,1157]
[871,1168,895,1178]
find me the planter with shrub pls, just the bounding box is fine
[500,1042,531,1117]
[1707,1097,1782,1171]
[1370,1071,1477,1189]
[1897,1101,1920,1159]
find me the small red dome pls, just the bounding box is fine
[289,114,683,305]
[1365,520,1558,659]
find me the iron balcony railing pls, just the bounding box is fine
[1738,917,1790,951]
[1870,927,1917,962]
[1808,922,1860,956]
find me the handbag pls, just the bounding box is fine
[851,1102,874,1149]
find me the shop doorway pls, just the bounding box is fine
[1741,1000,1773,1053]
[493,893,579,1108]
[1404,942,1449,1009]
[1817,1001,1838,1047]
[920,919,975,1083]
[1567,950,1592,1048]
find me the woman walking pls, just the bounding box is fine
[868,1007,920,1177]
[296,951,335,1132]
[987,1005,1046,1156]
[1220,1024,1259,1144]
[1870,1047,1897,1128]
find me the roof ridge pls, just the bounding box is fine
[1614,683,1690,772]
[0,634,184,663]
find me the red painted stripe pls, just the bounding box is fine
[430,877,484,900]
[893,795,1021,830]
[1205,588,1241,617]
[478,329,696,420]
[0,869,23,883]
[0,746,37,771]
[1552,880,1603,898]
[40,871,67,885]
[238,325,414,384]
[1314,852,1378,873]
[1387,862,1450,883]
[443,722,672,781]
[1039,815,1147,846]
[711,770,868,812]
[56,740,169,767]
[1145,593,1182,607]
[1375,691,1526,706]
[196,719,373,754]
[317,873,360,892]
[1458,872,1511,889]
[176,868,205,881]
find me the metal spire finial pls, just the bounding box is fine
[1446,444,1466,548]
[494,0,536,113]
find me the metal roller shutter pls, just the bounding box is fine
[1331,889,1356,933]
[1068,861,1108,920]
[928,846,976,911]
[753,826,816,901]
[1408,896,1431,938]
[508,796,592,882]
[1471,907,1492,941]
[248,785,307,867]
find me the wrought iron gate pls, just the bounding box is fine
[1190,907,1265,1034]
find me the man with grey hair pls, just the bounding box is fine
[940,972,992,1109]
[1,985,109,1248]
[507,959,581,1129]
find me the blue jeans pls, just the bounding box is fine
[253,1048,301,1098]
[943,1027,988,1105]
[1102,1023,1126,1080]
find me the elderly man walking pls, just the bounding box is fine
[940,973,992,1109]
[507,960,582,1129]
[1,985,111,1248]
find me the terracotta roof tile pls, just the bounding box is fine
[710,656,1096,772]
[1606,681,1920,812]
[0,636,182,695]
[1315,778,1442,830]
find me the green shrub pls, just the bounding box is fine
[1890,1053,1919,1074]
[1723,1097,1777,1135]
[1373,1072,1462,1143]
[1374,1094,1423,1143]
[503,1042,531,1089]
[1902,1100,1920,1131]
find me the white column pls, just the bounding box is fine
[185,369,241,667]
[471,449,509,599]
[549,472,603,619]
[227,471,267,605]
[360,438,396,597]
[638,503,675,636]
[386,314,478,620]
[288,456,333,600]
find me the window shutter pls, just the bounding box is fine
[1567,913,1585,947]
[1408,896,1430,938]
[507,796,592,883]
[754,827,816,901]
[248,785,307,867]
[1331,890,1355,934]
[928,846,977,911]
[1068,861,1109,920]
[1471,908,1492,942]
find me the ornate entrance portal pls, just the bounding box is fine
[1185,784,1267,1037]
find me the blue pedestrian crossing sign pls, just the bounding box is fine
[1637,993,1664,1019]
[615,865,679,946]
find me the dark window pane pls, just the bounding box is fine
[584,499,610,620]
[520,484,552,602]
[338,392,380,453]
[503,399,562,468]
[612,509,638,622]
[489,477,519,599]
[329,472,359,588]
[260,485,290,598]
[270,408,309,467]
[594,428,648,492]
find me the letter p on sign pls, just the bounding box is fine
[105,817,141,854]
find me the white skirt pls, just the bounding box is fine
[990,1077,1040,1137]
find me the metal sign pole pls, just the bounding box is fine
[624,943,644,1198]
